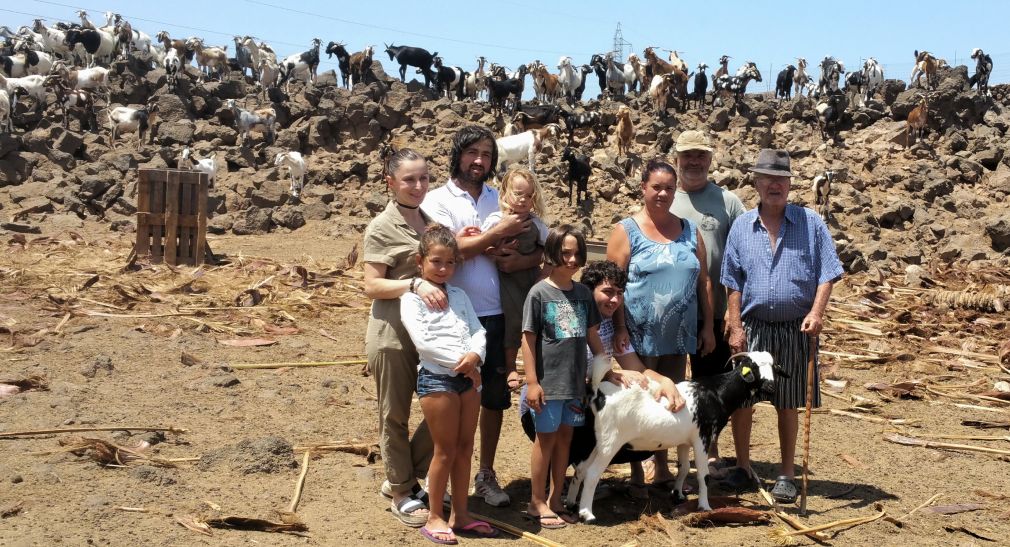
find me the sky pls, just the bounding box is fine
[4,0,1009,99]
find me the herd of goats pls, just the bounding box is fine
[0,10,1000,202]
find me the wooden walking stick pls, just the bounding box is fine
[800,334,817,515]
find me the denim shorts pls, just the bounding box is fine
[530,398,585,433]
[416,367,474,398]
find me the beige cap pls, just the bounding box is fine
[675,130,714,153]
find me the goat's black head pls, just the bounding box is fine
[728,351,779,398]
[384,43,397,60]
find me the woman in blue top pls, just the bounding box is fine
[606,158,716,485]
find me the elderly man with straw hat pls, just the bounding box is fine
[669,130,746,478]
[720,149,843,504]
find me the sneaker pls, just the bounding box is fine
[473,469,511,507]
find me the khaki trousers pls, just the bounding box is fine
[369,348,433,495]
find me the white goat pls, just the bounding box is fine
[1,74,48,112]
[0,89,11,133]
[557,56,579,104]
[566,352,779,523]
[495,124,560,173]
[274,151,307,199]
[180,147,219,187]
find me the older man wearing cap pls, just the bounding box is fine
[720,149,843,503]
[670,130,746,477]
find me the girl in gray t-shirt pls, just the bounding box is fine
[520,225,606,528]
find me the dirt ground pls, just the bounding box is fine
[1,219,1009,547]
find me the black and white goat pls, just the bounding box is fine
[325,41,351,88]
[817,56,843,97]
[566,352,779,522]
[484,68,525,117]
[559,109,604,144]
[815,92,847,142]
[812,169,835,220]
[384,43,436,88]
[225,98,276,146]
[48,77,96,130]
[861,58,884,103]
[63,27,116,67]
[561,147,591,207]
[108,99,158,149]
[1,41,53,76]
[713,62,762,109]
[431,55,464,100]
[969,48,993,97]
[775,65,796,100]
[2,73,48,112]
[163,47,181,92]
[278,38,322,91]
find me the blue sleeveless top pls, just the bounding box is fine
[620,217,700,356]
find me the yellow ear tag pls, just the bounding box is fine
[740,366,752,377]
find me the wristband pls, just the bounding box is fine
[409,277,418,293]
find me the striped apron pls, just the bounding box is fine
[744,317,820,410]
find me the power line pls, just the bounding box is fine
[242,0,597,57]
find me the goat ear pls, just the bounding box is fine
[740,366,755,383]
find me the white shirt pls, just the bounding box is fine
[421,180,503,316]
[400,285,487,376]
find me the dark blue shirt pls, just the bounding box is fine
[721,204,843,322]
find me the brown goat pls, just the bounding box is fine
[347,46,374,87]
[615,105,634,157]
[905,96,929,147]
[643,47,675,77]
[911,50,938,89]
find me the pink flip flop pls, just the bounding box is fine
[420,526,458,545]
[452,520,500,538]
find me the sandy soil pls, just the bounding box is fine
[1,220,1008,547]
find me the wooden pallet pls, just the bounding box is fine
[135,169,208,266]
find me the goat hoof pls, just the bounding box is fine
[671,490,688,505]
[579,510,596,524]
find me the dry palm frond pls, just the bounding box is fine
[926,289,1005,312]
[39,436,181,468]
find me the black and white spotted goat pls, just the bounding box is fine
[278,38,322,92]
[712,61,762,109]
[566,351,780,523]
[969,48,993,97]
[817,56,844,97]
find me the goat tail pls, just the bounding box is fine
[590,354,611,391]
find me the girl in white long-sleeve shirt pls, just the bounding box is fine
[400,224,499,542]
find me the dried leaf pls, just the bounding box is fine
[217,338,277,347]
[235,289,262,307]
[263,325,299,335]
[181,352,205,367]
[865,381,922,399]
[925,503,985,515]
[684,507,771,527]
[943,525,996,541]
[204,515,308,534]
[1,501,23,518]
[176,515,213,536]
[839,453,867,469]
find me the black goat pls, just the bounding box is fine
[384,43,436,88]
[775,65,796,99]
[486,76,523,116]
[969,48,993,96]
[325,42,351,88]
[590,54,608,98]
[516,103,562,128]
[691,63,709,109]
[562,147,591,207]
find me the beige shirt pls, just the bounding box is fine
[364,200,428,354]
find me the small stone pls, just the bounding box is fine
[10,474,23,484]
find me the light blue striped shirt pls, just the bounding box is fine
[721,204,843,322]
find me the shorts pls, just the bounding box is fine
[530,399,585,433]
[689,319,733,378]
[416,367,474,398]
[478,314,510,410]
